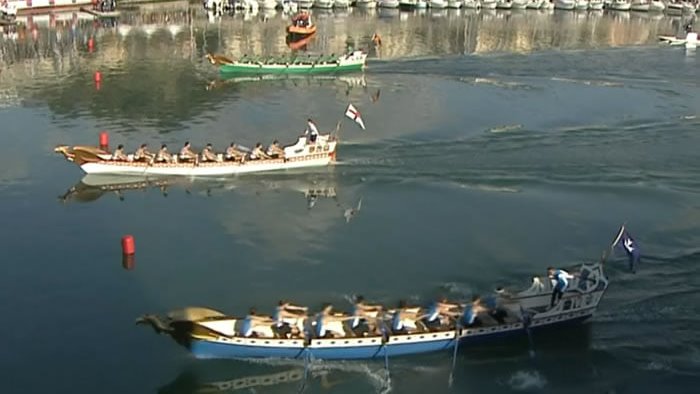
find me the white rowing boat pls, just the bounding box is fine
[55,134,338,177]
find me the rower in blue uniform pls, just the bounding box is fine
[547,267,576,307]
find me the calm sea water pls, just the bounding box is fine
[1,4,699,394]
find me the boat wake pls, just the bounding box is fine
[503,370,547,391]
[461,77,538,90]
[550,77,624,88]
[487,124,524,133]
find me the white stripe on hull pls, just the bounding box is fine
[81,156,334,176]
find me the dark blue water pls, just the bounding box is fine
[1,4,699,393]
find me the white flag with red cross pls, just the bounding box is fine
[344,104,366,130]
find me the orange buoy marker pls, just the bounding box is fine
[121,235,135,255]
[88,37,94,52]
[99,131,109,150]
[94,71,102,83]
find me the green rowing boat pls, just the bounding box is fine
[206,50,368,75]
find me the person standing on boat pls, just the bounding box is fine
[547,267,576,307]
[155,144,172,163]
[305,118,319,143]
[179,141,198,163]
[111,144,128,161]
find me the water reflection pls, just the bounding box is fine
[59,173,348,213]
[158,360,385,394]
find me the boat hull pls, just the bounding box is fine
[79,154,334,176]
[182,309,595,361]
[219,62,364,75]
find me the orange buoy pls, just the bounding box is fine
[88,37,94,52]
[94,71,102,83]
[122,254,135,271]
[121,235,135,255]
[99,131,109,150]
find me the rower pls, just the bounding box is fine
[111,144,128,161]
[200,143,218,163]
[249,143,270,160]
[423,297,461,329]
[351,295,383,335]
[179,141,198,163]
[461,295,488,328]
[133,143,153,162]
[155,144,172,163]
[314,303,352,338]
[305,118,319,143]
[240,308,275,338]
[273,300,308,339]
[266,140,285,159]
[225,142,245,162]
[390,300,423,334]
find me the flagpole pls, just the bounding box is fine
[603,222,627,265]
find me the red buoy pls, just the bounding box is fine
[121,235,135,255]
[88,37,94,52]
[99,131,109,150]
[94,71,102,83]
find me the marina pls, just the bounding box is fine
[0,1,699,393]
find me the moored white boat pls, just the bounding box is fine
[496,0,513,8]
[608,0,631,10]
[629,0,649,11]
[648,0,664,11]
[574,0,588,9]
[588,0,605,9]
[481,0,498,8]
[463,0,480,7]
[429,0,449,7]
[512,0,529,8]
[526,0,542,8]
[378,0,400,7]
[447,0,463,7]
[554,0,575,9]
[334,0,351,7]
[355,0,378,7]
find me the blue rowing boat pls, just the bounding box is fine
[138,260,609,361]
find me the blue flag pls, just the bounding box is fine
[612,226,641,273]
